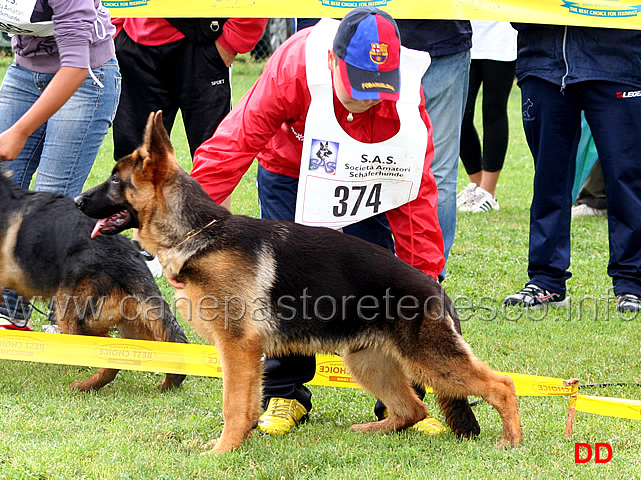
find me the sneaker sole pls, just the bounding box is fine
[616,304,641,313]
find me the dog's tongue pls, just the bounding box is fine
[89,210,130,238]
[91,219,108,238]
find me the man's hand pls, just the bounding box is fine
[163,265,186,289]
[215,40,236,67]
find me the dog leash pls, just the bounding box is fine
[172,218,218,248]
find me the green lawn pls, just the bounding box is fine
[1,54,639,479]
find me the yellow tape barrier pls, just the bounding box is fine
[1,330,639,423]
[576,394,641,420]
[105,0,641,30]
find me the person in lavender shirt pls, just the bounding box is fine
[0,0,121,331]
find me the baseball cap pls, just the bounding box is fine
[333,6,401,101]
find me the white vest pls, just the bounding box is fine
[295,17,430,229]
[0,0,54,36]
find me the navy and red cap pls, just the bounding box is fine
[333,6,401,101]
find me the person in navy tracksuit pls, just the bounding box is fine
[503,24,641,313]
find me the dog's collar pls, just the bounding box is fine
[172,218,218,248]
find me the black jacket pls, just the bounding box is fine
[296,18,471,57]
[513,24,641,89]
[397,19,471,57]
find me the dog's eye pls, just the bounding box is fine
[110,176,120,184]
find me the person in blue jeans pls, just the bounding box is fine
[0,0,121,330]
[258,17,471,434]
[503,24,641,313]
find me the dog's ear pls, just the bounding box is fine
[139,110,177,181]
[142,111,174,158]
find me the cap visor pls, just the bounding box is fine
[341,59,400,101]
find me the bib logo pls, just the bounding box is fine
[309,140,338,175]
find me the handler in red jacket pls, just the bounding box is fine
[192,7,446,436]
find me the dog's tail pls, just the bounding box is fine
[438,291,481,437]
[158,304,187,342]
[153,304,188,389]
[163,308,188,344]
[436,395,480,438]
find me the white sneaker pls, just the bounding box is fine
[571,204,606,218]
[134,241,163,278]
[456,183,477,209]
[145,255,163,279]
[42,324,61,334]
[458,186,500,213]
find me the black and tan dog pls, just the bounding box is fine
[76,111,521,453]
[0,171,186,391]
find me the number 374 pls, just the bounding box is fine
[333,183,382,217]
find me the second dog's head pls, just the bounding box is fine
[75,111,179,238]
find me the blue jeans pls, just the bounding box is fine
[0,59,121,323]
[421,50,470,278]
[0,59,121,196]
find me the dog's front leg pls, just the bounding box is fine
[206,333,263,454]
[71,368,120,391]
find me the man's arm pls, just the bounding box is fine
[216,18,268,66]
[192,31,311,203]
[385,100,445,280]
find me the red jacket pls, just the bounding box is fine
[112,18,267,55]
[192,27,444,279]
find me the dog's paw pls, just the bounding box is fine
[350,420,390,434]
[200,438,235,454]
[158,374,185,390]
[497,437,522,450]
[70,380,93,392]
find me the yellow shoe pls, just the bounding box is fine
[409,415,447,435]
[381,409,446,435]
[257,398,308,435]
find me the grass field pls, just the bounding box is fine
[1,54,640,479]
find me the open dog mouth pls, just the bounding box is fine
[91,210,131,238]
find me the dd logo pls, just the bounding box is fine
[575,443,613,464]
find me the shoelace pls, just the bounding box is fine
[519,284,545,297]
[265,400,299,420]
[618,294,640,304]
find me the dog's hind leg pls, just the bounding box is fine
[207,333,263,454]
[118,296,187,390]
[342,346,429,433]
[71,368,120,392]
[410,353,521,448]
[50,292,122,392]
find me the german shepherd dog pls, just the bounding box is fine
[76,112,521,453]
[0,171,186,391]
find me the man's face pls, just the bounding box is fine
[328,49,382,114]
